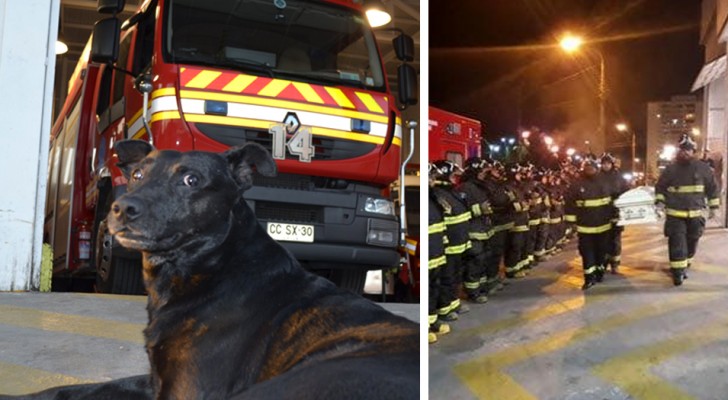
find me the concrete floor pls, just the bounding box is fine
[0,292,418,396]
[430,223,728,400]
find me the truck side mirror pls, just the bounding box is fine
[97,0,125,14]
[393,33,414,62]
[397,64,418,107]
[90,18,120,64]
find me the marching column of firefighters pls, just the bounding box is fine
[428,133,721,344]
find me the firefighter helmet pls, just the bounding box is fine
[678,133,697,151]
[430,160,462,178]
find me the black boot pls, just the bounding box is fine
[595,267,605,283]
[581,275,596,290]
[610,261,620,274]
[672,269,686,286]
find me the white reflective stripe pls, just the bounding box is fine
[128,96,180,137]
[179,98,392,139]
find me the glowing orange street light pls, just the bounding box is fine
[559,34,583,53]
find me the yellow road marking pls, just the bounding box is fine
[593,318,728,400]
[454,293,717,400]
[0,361,91,395]
[0,305,144,344]
[449,261,657,341]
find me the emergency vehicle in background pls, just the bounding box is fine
[428,106,482,164]
[44,0,417,294]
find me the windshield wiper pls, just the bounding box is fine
[215,57,275,78]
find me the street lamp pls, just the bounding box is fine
[616,122,636,173]
[559,34,605,153]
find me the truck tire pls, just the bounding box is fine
[93,191,144,295]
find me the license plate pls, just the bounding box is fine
[266,222,314,243]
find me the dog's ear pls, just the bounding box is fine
[223,143,277,191]
[115,140,154,178]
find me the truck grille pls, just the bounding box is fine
[195,123,375,160]
[255,201,324,224]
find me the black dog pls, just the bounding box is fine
[4,141,419,399]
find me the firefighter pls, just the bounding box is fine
[655,134,720,286]
[428,165,451,344]
[430,160,472,318]
[523,163,543,269]
[505,164,530,278]
[480,159,513,293]
[599,153,630,273]
[458,157,494,303]
[565,157,614,290]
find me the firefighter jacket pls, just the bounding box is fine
[428,194,447,270]
[565,175,613,234]
[431,181,472,256]
[546,184,565,222]
[599,169,630,221]
[481,177,515,233]
[509,180,531,233]
[457,179,494,242]
[655,159,720,218]
[527,181,548,226]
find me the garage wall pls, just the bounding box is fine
[0,0,59,290]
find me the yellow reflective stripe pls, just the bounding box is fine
[665,209,703,218]
[464,281,480,289]
[708,198,720,207]
[576,223,612,234]
[222,74,257,93]
[584,266,597,274]
[578,196,612,207]
[355,92,385,114]
[528,219,541,226]
[429,222,446,234]
[428,314,438,325]
[564,214,577,222]
[667,185,704,193]
[655,193,665,202]
[258,79,290,97]
[670,259,688,269]
[550,217,562,224]
[510,225,530,233]
[469,230,494,240]
[291,82,325,104]
[445,243,469,255]
[541,217,551,223]
[324,87,356,109]
[180,90,389,124]
[429,255,446,269]
[437,298,461,315]
[471,203,482,217]
[444,211,472,225]
[494,222,514,232]
[186,70,222,89]
[513,202,522,212]
[545,197,552,207]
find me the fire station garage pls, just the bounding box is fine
[0,0,420,395]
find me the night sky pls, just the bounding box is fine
[429,0,703,159]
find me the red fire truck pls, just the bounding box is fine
[44,0,417,294]
[428,106,482,164]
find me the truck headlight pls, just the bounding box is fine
[364,197,395,216]
[367,219,399,247]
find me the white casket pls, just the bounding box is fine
[614,186,659,226]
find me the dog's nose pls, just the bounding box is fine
[111,197,144,222]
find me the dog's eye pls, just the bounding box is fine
[183,174,199,187]
[131,169,144,181]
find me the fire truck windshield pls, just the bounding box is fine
[165,0,386,92]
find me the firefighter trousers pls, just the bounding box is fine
[429,265,441,329]
[463,240,489,297]
[535,222,549,257]
[577,231,610,279]
[505,229,528,276]
[525,221,539,262]
[607,224,624,266]
[664,216,704,270]
[485,229,507,283]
